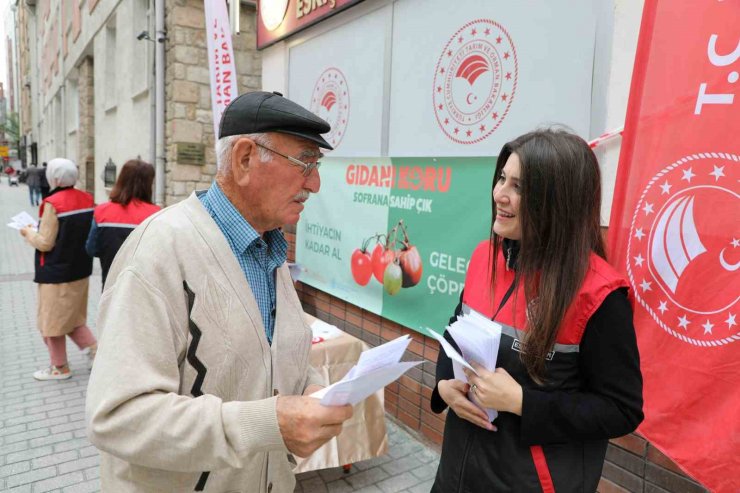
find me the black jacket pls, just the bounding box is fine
[431,242,643,493]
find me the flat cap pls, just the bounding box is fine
[218,91,333,150]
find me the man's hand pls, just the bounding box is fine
[438,379,496,431]
[276,395,353,458]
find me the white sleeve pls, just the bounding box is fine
[85,268,287,472]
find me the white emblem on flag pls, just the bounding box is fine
[650,195,707,293]
[627,152,739,347]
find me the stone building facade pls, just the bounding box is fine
[14,0,261,205]
[164,0,261,204]
[16,0,39,169]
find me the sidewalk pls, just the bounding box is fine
[0,182,440,492]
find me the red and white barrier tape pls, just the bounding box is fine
[588,127,624,149]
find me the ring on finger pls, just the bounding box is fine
[470,384,478,393]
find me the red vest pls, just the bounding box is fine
[463,240,629,344]
[93,200,161,226]
[91,200,161,285]
[35,188,95,284]
[450,240,630,492]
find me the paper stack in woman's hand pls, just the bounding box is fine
[428,312,502,421]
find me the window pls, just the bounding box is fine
[104,17,117,109]
[66,78,79,133]
[131,0,151,96]
[54,94,63,156]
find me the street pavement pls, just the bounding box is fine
[0,182,440,492]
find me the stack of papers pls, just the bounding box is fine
[7,211,38,231]
[427,312,502,421]
[312,335,421,406]
[309,318,344,344]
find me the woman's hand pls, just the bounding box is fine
[20,226,33,238]
[437,379,496,431]
[464,363,523,416]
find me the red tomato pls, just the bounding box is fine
[400,245,423,287]
[350,249,372,286]
[371,244,395,283]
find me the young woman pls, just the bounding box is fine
[86,159,160,286]
[431,129,644,492]
[21,158,98,380]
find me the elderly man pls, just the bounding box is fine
[86,92,352,492]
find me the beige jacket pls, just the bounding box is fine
[86,193,323,492]
[24,204,89,336]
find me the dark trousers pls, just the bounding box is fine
[29,186,42,206]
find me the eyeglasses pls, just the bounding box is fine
[254,143,322,177]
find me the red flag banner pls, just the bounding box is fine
[608,1,739,491]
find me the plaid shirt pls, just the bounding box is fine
[198,183,287,343]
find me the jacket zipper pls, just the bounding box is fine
[266,350,274,493]
[457,427,475,493]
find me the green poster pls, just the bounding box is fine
[296,156,495,334]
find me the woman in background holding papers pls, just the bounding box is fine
[20,158,98,381]
[430,129,643,492]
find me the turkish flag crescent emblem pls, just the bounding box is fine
[608,1,739,492]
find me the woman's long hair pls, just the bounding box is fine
[109,159,155,205]
[490,129,605,383]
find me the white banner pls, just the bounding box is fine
[388,0,596,156]
[204,0,239,141]
[288,6,391,156]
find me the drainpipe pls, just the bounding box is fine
[149,0,156,172]
[154,0,166,206]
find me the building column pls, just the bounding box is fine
[77,56,94,195]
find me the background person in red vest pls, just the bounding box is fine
[430,129,644,492]
[85,159,160,287]
[20,158,98,381]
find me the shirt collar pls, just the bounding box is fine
[203,182,288,261]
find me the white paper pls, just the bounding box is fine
[354,334,410,375]
[426,329,477,374]
[310,319,343,343]
[8,211,38,231]
[429,314,503,422]
[312,336,421,406]
[316,361,421,406]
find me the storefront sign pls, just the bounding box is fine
[296,157,495,335]
[257,0,365,49]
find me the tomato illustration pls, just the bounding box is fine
[371,244,394,283]
[350,249,372,286]
[399,245,423,287]
[383,261,403,295]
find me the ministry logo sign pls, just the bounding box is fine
[627,152,739,347]
[432,19,518,145]
[310,67,350,149]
